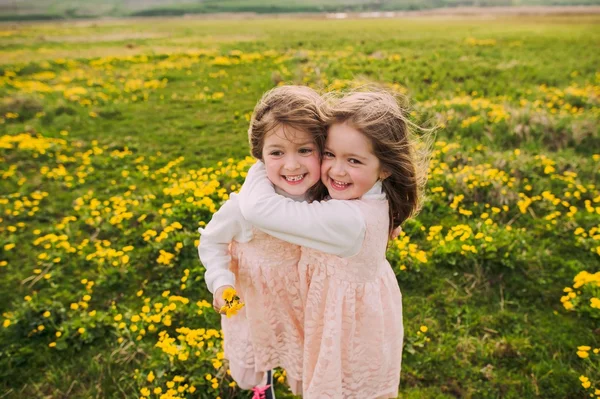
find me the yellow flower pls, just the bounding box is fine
[43,311,51,318]
[225,306,239,318]
[56,331,62,337]
[49,342,56,348]
[578,346,591,351]
[70,303,79,310]
[577,351,589,359]
[420,325,428,333]
[78,327,85,334]
[222,287,237,302]
[3,319,11,328]
[147,371,155,383]
[140,388,150,396]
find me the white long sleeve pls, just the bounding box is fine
[198,194,252,294]
[237,162,367,257]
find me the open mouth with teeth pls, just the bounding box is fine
[329,177,351,190]
[283,173,307,184]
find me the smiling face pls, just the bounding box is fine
[262,124,321,197]
[321,122,387,200]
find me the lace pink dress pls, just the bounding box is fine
[221,229,304,393]
[300,200,404,399]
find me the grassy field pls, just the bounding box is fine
[0,14,599,399]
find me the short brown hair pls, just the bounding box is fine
[248,85,327,160]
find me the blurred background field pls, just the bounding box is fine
[2,0,600,20]
[0,8,599,399]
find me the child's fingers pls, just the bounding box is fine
[213,297,226,313]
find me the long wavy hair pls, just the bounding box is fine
[325,89,432,236]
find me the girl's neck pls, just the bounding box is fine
[275,186,307,202]
[363,180,384,197]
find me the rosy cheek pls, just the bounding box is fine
[264,161,279,177]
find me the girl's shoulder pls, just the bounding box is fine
[226,193,254,234]
[356,197,388,209]
[355,198,389,227]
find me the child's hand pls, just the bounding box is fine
[213,285,235,313]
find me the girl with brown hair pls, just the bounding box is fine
[200,85,333,397]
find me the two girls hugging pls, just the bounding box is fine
[199,85,428,399]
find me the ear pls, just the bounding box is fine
[379,169,391,180]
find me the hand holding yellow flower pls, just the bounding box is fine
[214,286,244,318]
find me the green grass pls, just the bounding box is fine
[0,14,599,398]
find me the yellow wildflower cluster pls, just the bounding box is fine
[391,231,428,266]
[139,372,197,399]
[560,271,600,312]
[0,133,65,154]
[219,288,245,318]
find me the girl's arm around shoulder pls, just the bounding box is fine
[198,194,248,294]
[237,162,365,257]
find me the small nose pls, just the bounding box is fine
[330,160,346,176]
[284,154,300,171]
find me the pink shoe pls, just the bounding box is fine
[251,384,272,399]
[252,370,275,399]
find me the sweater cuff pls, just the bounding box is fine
[209,274,236,294]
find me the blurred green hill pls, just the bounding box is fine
[1,0,600,21]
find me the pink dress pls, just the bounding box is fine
[221,229,304,393]
[300,200,404,399]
